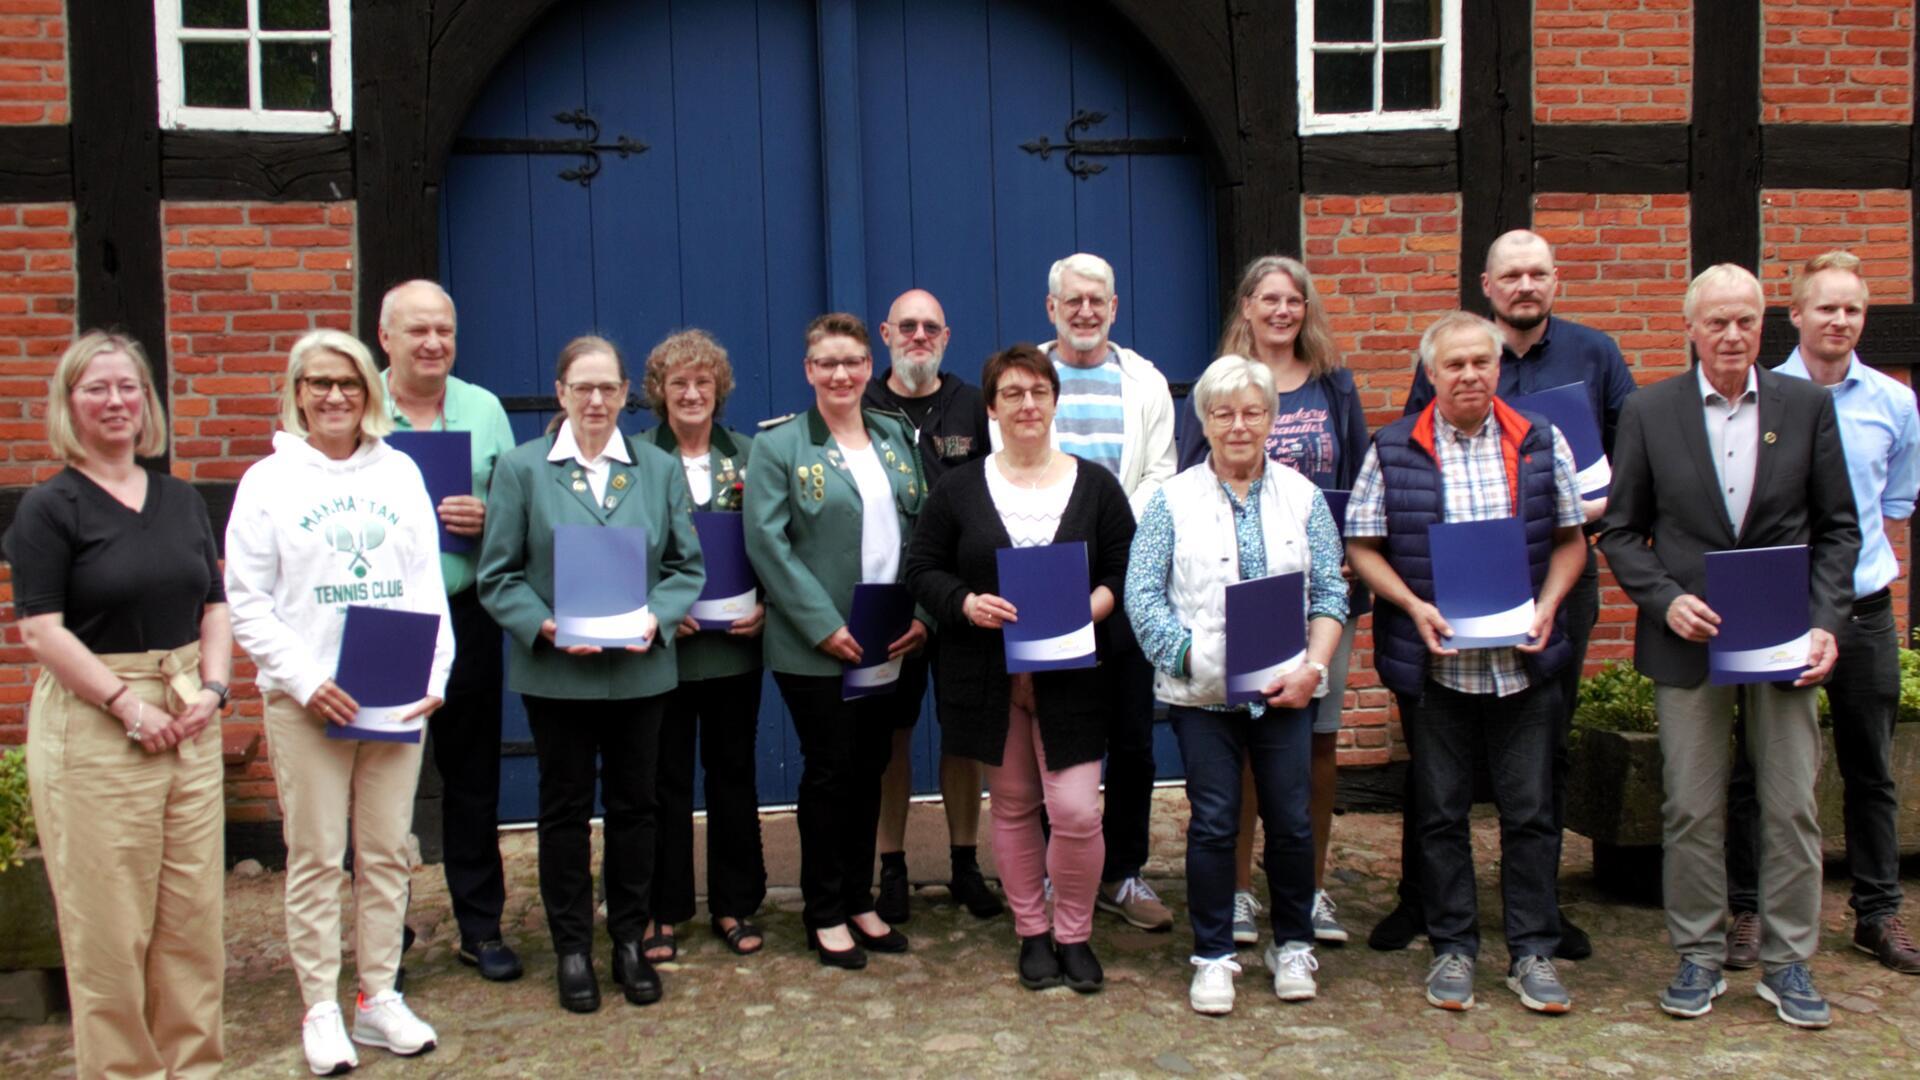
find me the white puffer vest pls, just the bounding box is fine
[1155,461,1320,707]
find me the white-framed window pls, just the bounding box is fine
[1297,0,1460,134]
[155,1,351,132]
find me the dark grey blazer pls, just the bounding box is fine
[1597,363,1859,687]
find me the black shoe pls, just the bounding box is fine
[611,941,663,1006]
[949,863,1006,919]
[1555,912,1592,962]
[556,953,600,1013]
[850,920,910,953]
[1368,902,1424,952]
[394,924,416,993]
[459,938,525,982]
[806,927,869,970]
[1018,933,1062,990]
[876,860,911,925]
[1056,940,1105,994]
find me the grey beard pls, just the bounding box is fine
[895,358,941,393]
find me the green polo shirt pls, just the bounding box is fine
[382,369,518,595]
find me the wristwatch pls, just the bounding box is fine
[1306,661,1330,699]
[202,681,231,708]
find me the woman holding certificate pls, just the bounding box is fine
[743,313,927,970]
[903,344,1134,993]
[1127,354,1348,1017]
[478,335,706,1013]
[4,332,231,1078]
[226,329,453,1072]
[641,328,768,960]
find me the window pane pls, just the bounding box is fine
[1313,3,1373,44]
[1314,51,1374,114]
[1384,0,1441,42]
[261,0,331,31]
[1383,48,1439,111]
[182,0,246,29]
[181,41,248,108]
[261,41,331,111]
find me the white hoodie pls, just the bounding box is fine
[226,431,454,706]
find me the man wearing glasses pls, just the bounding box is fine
[862,288,1002,926]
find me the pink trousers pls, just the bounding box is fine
[985,700,1105,943]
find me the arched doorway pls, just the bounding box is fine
[439,0,1219,818]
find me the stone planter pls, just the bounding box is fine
[0,849,65,1021]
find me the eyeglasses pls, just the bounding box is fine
[995,385,1054,405]
[893,319,944,338]
[1054,294,1111,312]
[301,376,366,399]
[1251,292,1306,312]
[806,356,870,374]
[74,380,143,402]
[666,375,715,396]
[1206,407,1272,430]
[564,382,626,402]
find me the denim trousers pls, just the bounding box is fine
[1169,703,1314,960]
[1102,606,1159,883]
[1406,680,1561,962]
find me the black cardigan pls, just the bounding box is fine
[903,455,1135,769]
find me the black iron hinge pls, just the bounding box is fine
[451,109,648,186]
[1021,108,1194,179]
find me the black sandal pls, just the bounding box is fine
[712,916,765,956]
[641,923,676,963]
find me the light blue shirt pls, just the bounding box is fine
[1776,349,1920,598]
[1052,355,1126,479]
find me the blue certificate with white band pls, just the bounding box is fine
[1706,544,1811,685]
[843,583,915,700]
[1225,571,1306,706]
[996,542,1097,673]
[385,430,473,554]
[553,524,652,648]
[1429,517,1536,649]
[689,511,758,630]
[1506,382,1610,499]
[327,605,441,742]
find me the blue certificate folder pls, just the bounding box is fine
[1322,490,1351,538]
[1429,518,1536,649]
[996,542,1097,673]
[1505,382,1609,499]
[1225,571,1306,706]
[327,605,441,742]
[553,525,651,648]
[843,583,915,700]
[689,512,758,630]
[1706,545,1812,685]
[384,430,473,554]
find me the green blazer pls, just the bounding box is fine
[648,422,759,682]
[477,429,706,700]
[744,405,927,676]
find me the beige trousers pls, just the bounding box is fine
[262,692,422,1008]
[27,643,225,1080]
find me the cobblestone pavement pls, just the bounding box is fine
[5,792,1920,1077]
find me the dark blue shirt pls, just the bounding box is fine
[1267,379,1337,488]
[1402,316,1638,456]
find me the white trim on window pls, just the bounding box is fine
[155,0,352,132]
[1297,0,1460,135]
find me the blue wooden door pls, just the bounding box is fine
[440,0,1215,820]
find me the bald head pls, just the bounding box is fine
[1481,230,1557,332]
[879,288,950,395]
[377,279,457,386]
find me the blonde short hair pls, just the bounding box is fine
[278,329,393,440]
[1683,264,1764,322]
[642,329,735,420]
[47,330,168,462]
[1791,250,1868,308]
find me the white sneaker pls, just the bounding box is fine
[1266,940,1319,1001]
[1231,890,1263,945]
[301,1001,358,1076]
[351,990,438,1057]
[1189,955,1242,1015]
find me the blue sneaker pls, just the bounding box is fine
[1757,963,1832,1029]
[1658,960,1726,1018]
[1506,954,1571,1014]
[1425,952,1475,1010]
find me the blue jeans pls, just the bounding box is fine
[1169,704,1314,960]
[1407,680,1560,962]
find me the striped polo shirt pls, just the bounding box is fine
[1053,353,1126,479]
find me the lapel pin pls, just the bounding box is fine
[612,473,629,490]
[605,496,618,510]
[1763,431,1777,444]
[572,480,587,492]
[571,468,583,480]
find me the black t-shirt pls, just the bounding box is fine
[4,468,224,653]
[863,371,991,489]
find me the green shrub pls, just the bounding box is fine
[1817,647,1920,724]
[1573,661,1658,735]
[0,747,33,871]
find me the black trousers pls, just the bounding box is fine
[652,668,767,924]
[427,587,507,946]
[773,671,914,928]
[1100,606,1158,883]
[524,694,665,955]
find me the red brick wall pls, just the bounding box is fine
[1303,193,1462,764]
[1533,193,1692,379]
[1534,0,1691,124]
[1763,0,1914,124]
[0,0,66,125]
[0,201,74,489]
[1760,189,1915,305]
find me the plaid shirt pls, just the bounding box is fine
[1347,408,1582,696]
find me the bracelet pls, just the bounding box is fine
[103,684,128,711]
[124,701,145,742]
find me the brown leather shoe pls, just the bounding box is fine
[1724,912,1761,971]
[1854,915,1920,975]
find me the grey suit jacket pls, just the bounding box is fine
[1597,364,1859,687]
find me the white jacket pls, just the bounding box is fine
[1153,461,1319,707]
[226,431,454,705]
[989,340,1177,517]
